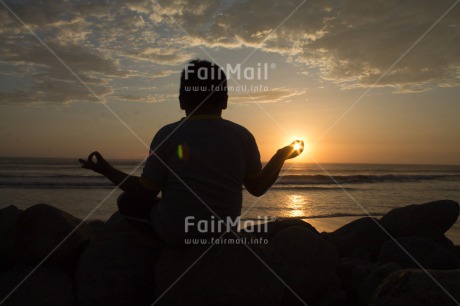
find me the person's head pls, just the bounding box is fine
[179,59,228,115]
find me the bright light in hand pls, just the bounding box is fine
[287,136,309,161]
[293,142,302,151]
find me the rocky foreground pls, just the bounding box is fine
[0,200,459,306]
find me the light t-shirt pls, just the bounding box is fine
[141,115,262,244]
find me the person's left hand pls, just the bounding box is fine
[277,140,304,160]
[79,151,111,175]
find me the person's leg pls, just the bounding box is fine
[117,192,160,235]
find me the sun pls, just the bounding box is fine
[293,142,302,151]
[286,136,310,160]
[291,138,309,151]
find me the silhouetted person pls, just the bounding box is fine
[79,59,303,245]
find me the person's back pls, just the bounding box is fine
[142,116,262,243]
[79,59,303,246]
[141,60,262,243]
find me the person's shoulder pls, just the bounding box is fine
[221,118,246,129]
[152,120,182,140]
[157,120,182,133]
[221,119,255,137]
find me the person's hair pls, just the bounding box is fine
[179,59,227,111]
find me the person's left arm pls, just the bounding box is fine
[244,140,303,197]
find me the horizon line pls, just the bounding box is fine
[1,155,459,167]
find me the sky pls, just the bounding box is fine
[0,0,459,164]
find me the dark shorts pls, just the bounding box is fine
[117,192,160,235]
[117,192,240,245]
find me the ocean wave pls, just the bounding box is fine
[0,181,113,189]
[276,174,460,185]
[1,173,459,189]
[0,173,99,179]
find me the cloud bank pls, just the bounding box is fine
[153,0,460,91]
[0,0,459,105]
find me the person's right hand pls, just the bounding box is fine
[78,151,111,175]
[277,140,304,160]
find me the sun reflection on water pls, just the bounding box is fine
[288,194,306,218]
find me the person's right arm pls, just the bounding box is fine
[244,141,303,197]
[79,151,158,197]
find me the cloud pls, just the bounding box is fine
[1,0,458,106]
[130,47,192,65]
[0,0,189,105]
[150,0,460,91]
[0,75,113,105]
[111,93,175,103]
[294,0,460,90]
[230,88,306,104]
[0,36,125,104]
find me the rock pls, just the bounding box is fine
[270,226,342,305]
[380,200,459,236]
[323,217,389,259]
[76,231,163,306]
[356,262,402,306]
[0,205,22,269]
[382,217,456,253]
[371,269,460,306]
[154,233,284,305]
[336,257,376,305]
[12,204,90,268]
[378,236,460,270]
[0,265,75,306]
[243,219,320,240]
[337,259,401,306]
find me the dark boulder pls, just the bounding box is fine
[323,217,389,259]
[336,257,376,305]
[0,205,22,269]
[380,200,459,236]
[356,262,402,306]
[76,231,162,306]
[371,269,460,306]
[0,265,75,306]
[337,259,402,306]
[12,204,90,268]
[243,219,319,240]
[270,226,343,305]
[155,234,284,305]
[378,236,460,270]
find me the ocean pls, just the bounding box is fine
[1,158,460,241]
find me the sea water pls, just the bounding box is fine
[1,158,460,227]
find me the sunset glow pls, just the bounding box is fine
[0,0,459,165]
